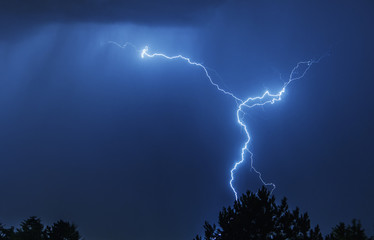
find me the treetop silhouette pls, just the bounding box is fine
[194,187,372,240]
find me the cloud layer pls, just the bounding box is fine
[0,0,223,24]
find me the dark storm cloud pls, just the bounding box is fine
[0,0,223,24]
[0,0,224,39]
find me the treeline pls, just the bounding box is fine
[1,188,372,240]
[194,187,373,240]
[0,217,80,240]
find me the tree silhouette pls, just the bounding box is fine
[0,223,15,240]
[1,196,373,240]
[326,219,373,240]
[45,220,80,240]
[0,217,81,240]
[16,217,45,240]
[194,187,374,240]
[194,186,323,240]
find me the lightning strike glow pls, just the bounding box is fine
[108,41,323,200]
[141,46,242,102]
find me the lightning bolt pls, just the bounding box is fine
[108,41,323,200]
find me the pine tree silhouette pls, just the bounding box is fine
[194,187,323,240]
[45,220,81,240]
[326,219,372,240]
[0,217,81,240]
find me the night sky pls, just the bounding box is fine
[1,1,374,239]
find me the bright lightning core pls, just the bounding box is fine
[111,42,321,200]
